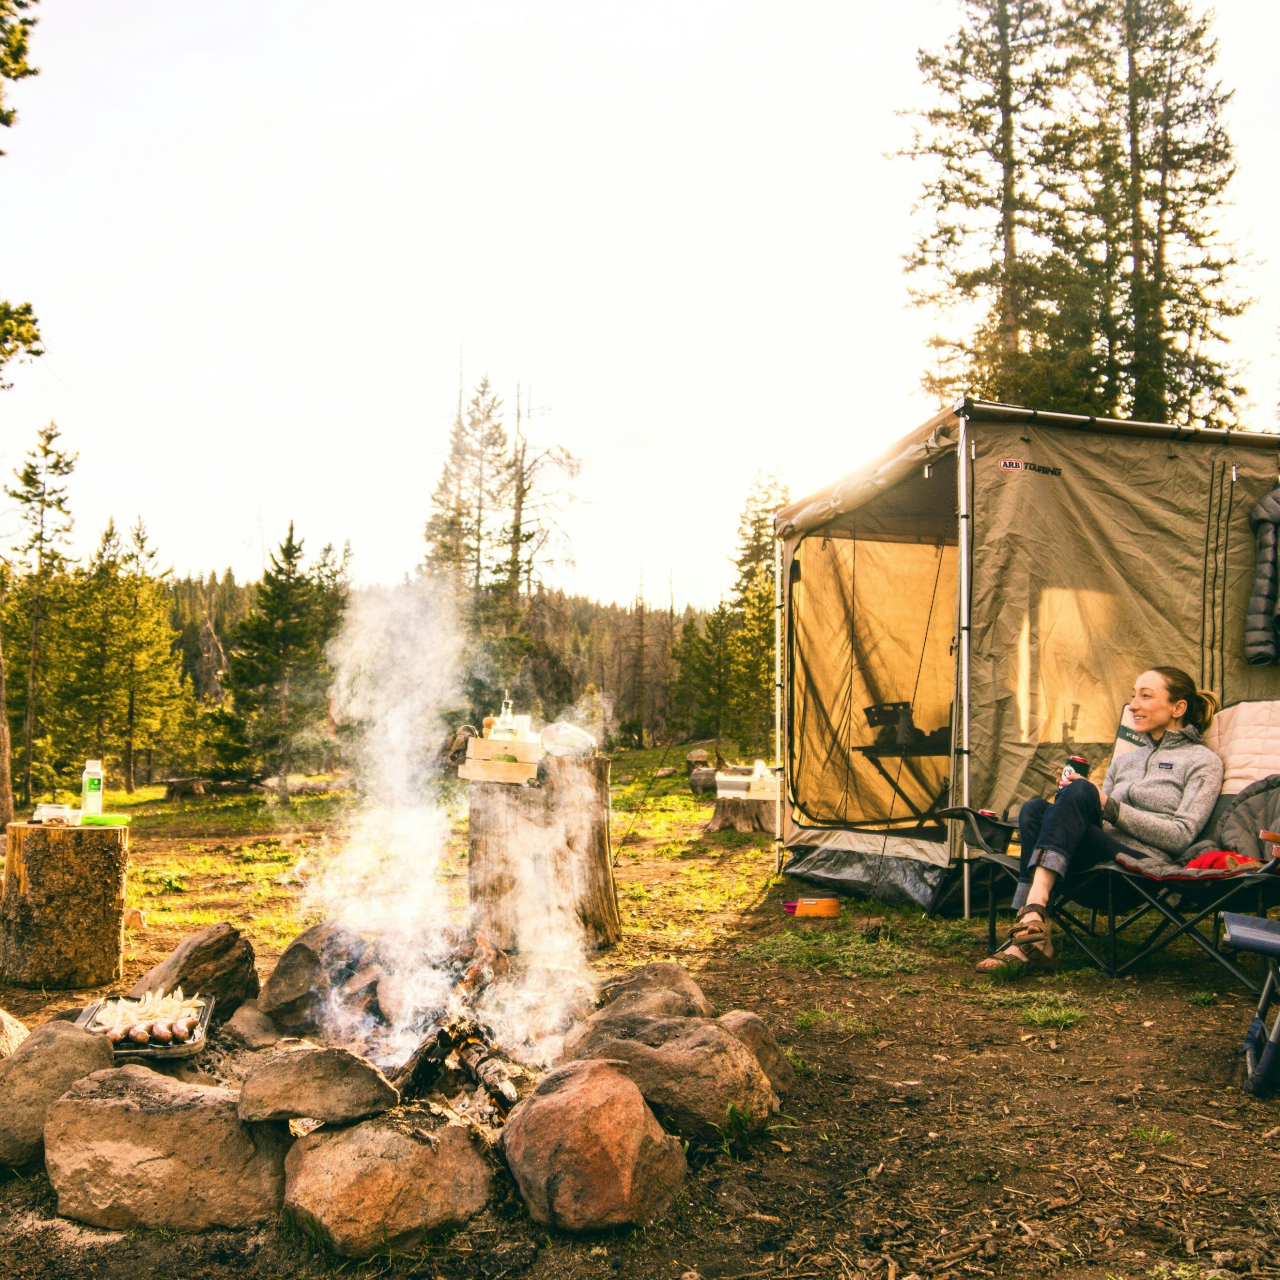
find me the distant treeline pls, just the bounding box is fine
[0,401,786,817]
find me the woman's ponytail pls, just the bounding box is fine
[1152,666,1218,732]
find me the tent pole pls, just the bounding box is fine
[957,412,973,918]
[774,535,784,875]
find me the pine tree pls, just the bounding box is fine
[116,522,189,791]
[1079,0,1245,425]
[729,565,776,759]
[6,422,75,806]
[505,386,580,601]
[60,520,127,767]
[732,469,789,603]
[907,0,1246,422]
[422,378,510,617]
[220,524,336,799]
[904,0,1066,403]
[0,3,41,389]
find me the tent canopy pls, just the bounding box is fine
[777,399,1280,907]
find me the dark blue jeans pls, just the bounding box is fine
[1015,778,1138,906]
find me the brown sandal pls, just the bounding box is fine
[976,905,1059,974]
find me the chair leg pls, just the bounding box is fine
[1246,961,1280,1096]
[1088,908,1097,935]
[987,862,997,952]
[1108,875,1116,973]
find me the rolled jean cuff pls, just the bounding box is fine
[1028,846,1070,879]
[1011,880,1031,910]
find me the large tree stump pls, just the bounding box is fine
[0,823,129,988]
[706,798,775,834]
[468,756,621,952]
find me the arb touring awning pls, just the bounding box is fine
[775,399,1280,910]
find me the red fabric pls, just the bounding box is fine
[1185,850,1263,871]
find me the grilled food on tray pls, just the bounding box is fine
[88,987,205,1046]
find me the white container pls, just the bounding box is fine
[81,759,105,817]
[33,803,79,826]
[541,722,596,757]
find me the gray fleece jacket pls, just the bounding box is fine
[1099,724,1224,858]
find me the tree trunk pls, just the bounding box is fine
[995,0,1020,377]
[21,596,40,808]
[467,755,620,952]
[0,620,12,829]
[0,822,129,988]
[125,688,136,792]
[707,797,774,834]
[277,668,290,802]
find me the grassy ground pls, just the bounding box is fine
[3,743,1280,1280]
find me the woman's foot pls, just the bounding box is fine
[976,905,1056,972]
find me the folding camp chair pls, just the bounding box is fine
[1221,910,1280,1096]
[941,806,1136,974]
[945,805,1280,992]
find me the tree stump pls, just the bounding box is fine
[706,798,775,834]
[467,756,621,952]
[0,823,129,988]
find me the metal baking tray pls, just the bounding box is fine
[74,994,216,1060]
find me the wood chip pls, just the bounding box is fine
[747,1212,782,1224]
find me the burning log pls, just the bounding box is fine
[456,1033,519,1111]
[467,754,620,952]
[390,1017,521,1116]
[390,1023,456,1100]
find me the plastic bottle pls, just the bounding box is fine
[492,693,517,740]
[82,759,105,817]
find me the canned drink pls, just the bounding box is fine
[1060,754,1090,786]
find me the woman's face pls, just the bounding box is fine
[1129,670,1187,736]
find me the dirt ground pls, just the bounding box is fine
[3,755,1279,1280]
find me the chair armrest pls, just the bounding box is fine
[938,806,1015,858]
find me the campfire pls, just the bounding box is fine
[0,594,794,1257]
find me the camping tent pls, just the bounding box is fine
[774,398,1280,911]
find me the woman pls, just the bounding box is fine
[978,666,1223,973]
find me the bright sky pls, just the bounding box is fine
[2,1,1277,607]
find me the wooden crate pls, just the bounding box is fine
[459,758,540,784]
[466,737,543,764]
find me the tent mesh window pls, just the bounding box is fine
[789,527,957,837]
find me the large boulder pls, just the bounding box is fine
[562,988,707,1061]
[503,1059,685,1231]
[718,1010,797,1093]
[128,921,259,1022]
[284,1106,491,1257]
[600,961,714,1017]
[0,1021,114,1166]
[0,1006,29,1058]
[239,1045,399,1124]
[257,920,366,1034]
[44,1064,288,1230]
[570,1017,773,1137]
[223,998,282,1050]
